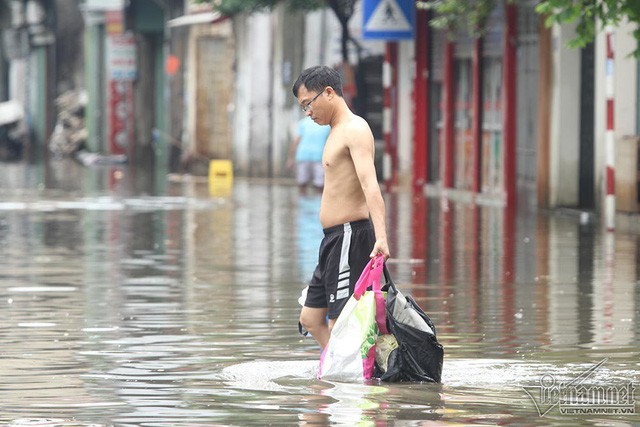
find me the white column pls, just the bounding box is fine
[397,39,415,184]
[549,23,581,207]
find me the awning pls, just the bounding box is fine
[0,100,24,126]
[167,12,225,28]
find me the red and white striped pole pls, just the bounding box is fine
[383,45,391,183]
[383,42,398,186]
[603,29,616,348]
[605,26,616,231]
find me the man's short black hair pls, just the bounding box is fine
[292,66,344,98]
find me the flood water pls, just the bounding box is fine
[0,159,638,426]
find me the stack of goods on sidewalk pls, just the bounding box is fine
[49,89,88,157]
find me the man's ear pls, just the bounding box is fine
[325,86,335,99]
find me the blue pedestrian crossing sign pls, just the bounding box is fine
[363,0,415,40]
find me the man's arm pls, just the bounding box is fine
[347,121,390,260]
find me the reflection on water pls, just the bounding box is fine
[0,160,638,425]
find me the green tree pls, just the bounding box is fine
[536,0,640,56]
[195,0,359,62]
[199,0,323,16]
[422,0,503,38]
[424,0,640,57]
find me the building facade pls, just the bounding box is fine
[73,0,640,215]
[410,1,639,214]
[0,0,59,161]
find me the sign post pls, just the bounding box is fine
[362,0,414,185]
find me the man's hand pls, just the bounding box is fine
[370,238,390,260]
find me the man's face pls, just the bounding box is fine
[297,85,326,125]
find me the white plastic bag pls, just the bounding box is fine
[318,256,387,382]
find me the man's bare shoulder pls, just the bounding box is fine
[341,114,373,145]
[348,114,372,131]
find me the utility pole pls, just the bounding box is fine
[604,25,615,231]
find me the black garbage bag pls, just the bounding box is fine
[375,269,444,383]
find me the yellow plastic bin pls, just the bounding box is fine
[209,160,234,196]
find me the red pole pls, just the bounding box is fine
[471,39,482,194]
[442,39,455,189]
[501,204,516,342]
[439,203,453,285]
[502,4,517,207]
[413,7,429,189]
[468,205,480,325]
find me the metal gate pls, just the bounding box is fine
[453,30,473,190]
[481,8,504,197]
[516,1,540,205]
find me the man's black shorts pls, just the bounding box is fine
[304,219,375,319]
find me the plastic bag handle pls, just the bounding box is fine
[352,255,389,335]
[353,255,384,299]
[382,263,396,293]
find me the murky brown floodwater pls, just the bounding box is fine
[0,159,638,426]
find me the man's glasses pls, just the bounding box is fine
[301,90,323,113]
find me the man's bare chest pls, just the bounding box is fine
[322,140,349,169]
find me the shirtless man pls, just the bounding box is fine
[293,66,390,349]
